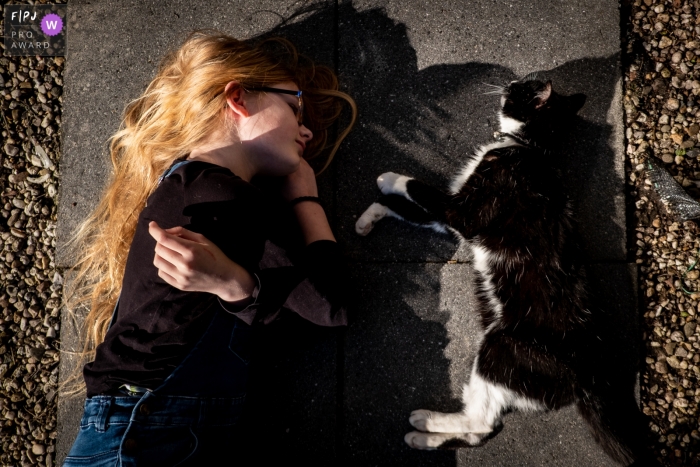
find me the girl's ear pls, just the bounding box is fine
[224,81,249,119]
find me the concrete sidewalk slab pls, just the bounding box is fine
[344,262,637,466]
[343,263,477,466]
[56,1,635,466]
[334,1,625,264]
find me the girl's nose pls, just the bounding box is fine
[300,124,313,142]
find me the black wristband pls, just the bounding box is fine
[289,196,323,208]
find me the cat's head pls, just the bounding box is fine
[499,79,586,139]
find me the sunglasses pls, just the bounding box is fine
[243,86,304,125]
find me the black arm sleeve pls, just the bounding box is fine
[222,238,350,327]
[184,169,351,328]
[222,191,351,327]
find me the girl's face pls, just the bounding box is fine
[234,81,313,177]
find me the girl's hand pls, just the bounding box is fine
[280,158,318,201]
[148,221,256,303]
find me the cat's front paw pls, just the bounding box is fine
[355,203,390,236]
[377,172,411,196]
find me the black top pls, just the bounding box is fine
[83,161,348,397]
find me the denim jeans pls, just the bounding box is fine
[64,309,252,467]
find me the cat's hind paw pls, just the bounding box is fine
[409,409,471,433]
[355,203,389,236]
[404,431,440,450]
[377,172,411,196]
[405,431,487,450]
[409,409,433,432]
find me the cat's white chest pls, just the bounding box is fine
[448,137,521,195]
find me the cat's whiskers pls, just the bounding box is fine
[482,82,505,96]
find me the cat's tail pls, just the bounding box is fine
[576,389,659,467]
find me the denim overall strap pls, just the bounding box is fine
[105,309,251,465]
[107,297,120,331]
[151,309,252,397]
[158,159,192,185]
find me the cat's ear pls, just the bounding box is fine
[534,80,552,109]
[566,93,586,114]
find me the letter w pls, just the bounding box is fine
[46,21,58,30]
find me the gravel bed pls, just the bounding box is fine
[0,1,65,466]
[624,0,700,464]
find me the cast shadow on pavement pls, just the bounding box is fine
[198,3,637,466]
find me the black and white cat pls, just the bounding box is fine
[355,80,654,466]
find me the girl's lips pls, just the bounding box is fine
[296,141,306,151]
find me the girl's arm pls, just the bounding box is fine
[280,159,335,245]
[149,159,350,324]
[149,221,256,304]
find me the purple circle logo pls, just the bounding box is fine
[41,13,63,37]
